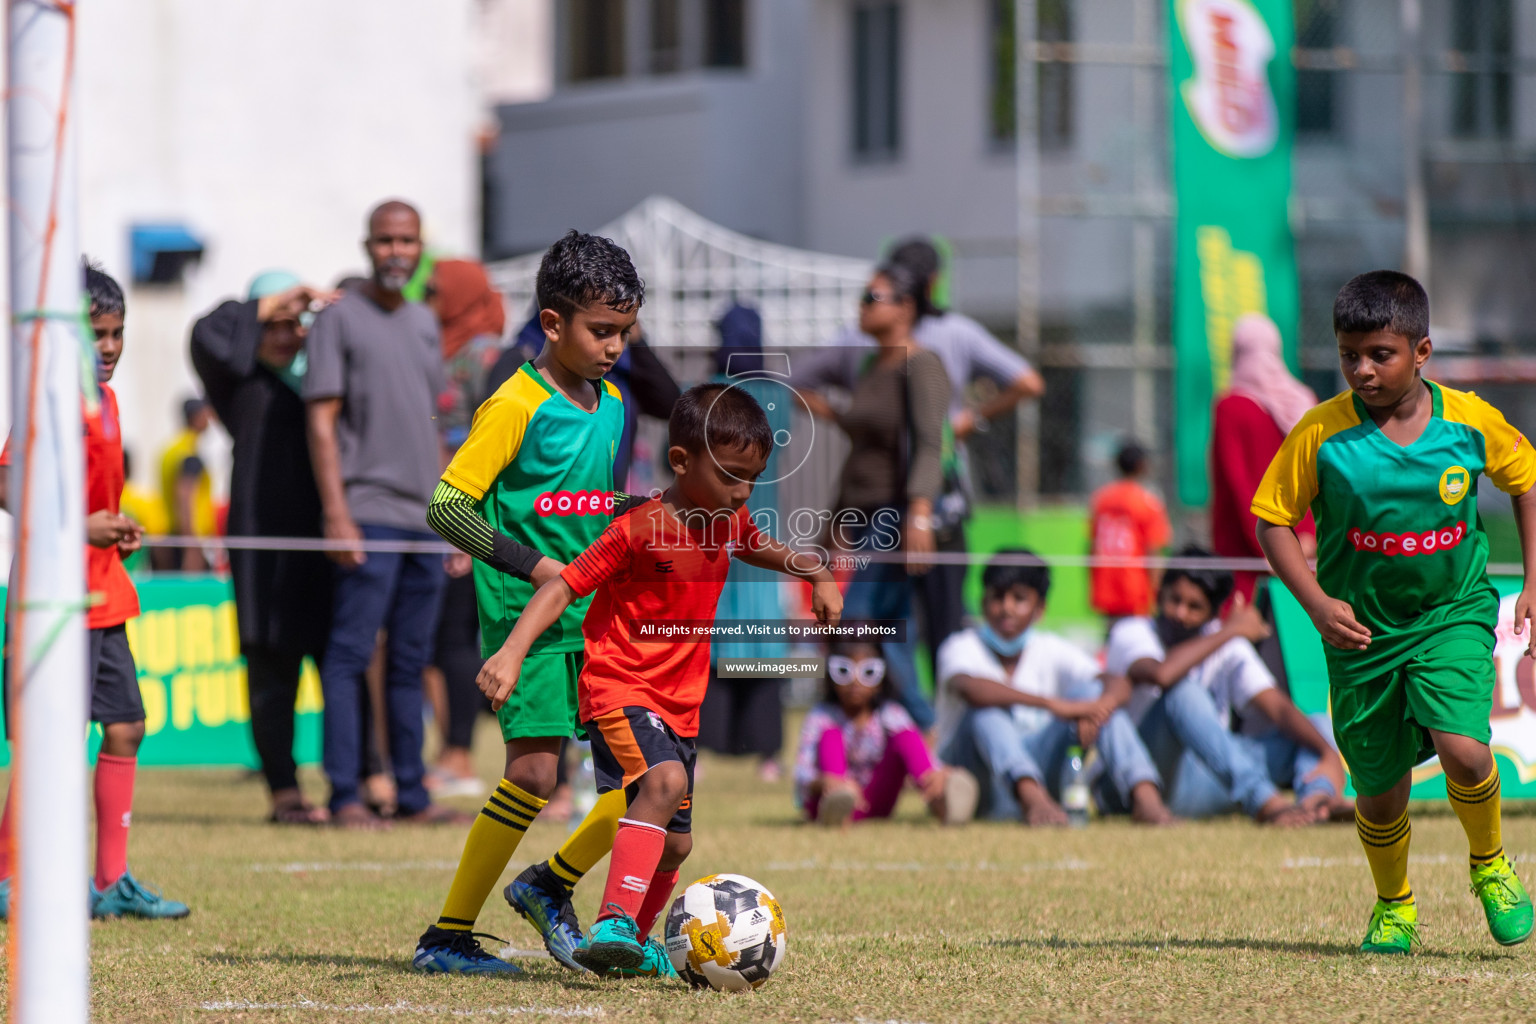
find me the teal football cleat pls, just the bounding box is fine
[412,926,523,976]
[606,937,680,980]
[90,871,190,920]
[504,863,584,971]
[572,905,646,973]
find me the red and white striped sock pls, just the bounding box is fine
[635,867,681,940]
[595,818,667,923]
[94,754,137,890]
[0,781,13,882]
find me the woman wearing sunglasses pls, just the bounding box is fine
[793,262,951,733]
[793,638,978,826]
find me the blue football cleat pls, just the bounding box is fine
[505,863,584,972]
[412,926,523,975]
[90,871,190,920]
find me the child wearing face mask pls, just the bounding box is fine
[794,636,977,827]
[1104,545,1345,826]
[935,550,1175,826]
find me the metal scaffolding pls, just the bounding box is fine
[999,0,1534,507]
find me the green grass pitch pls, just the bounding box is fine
[7,719,1536,1023]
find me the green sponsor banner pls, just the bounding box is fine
[1274,578,1536,799]
[1169,0,1301,507]
[0,576,323,768]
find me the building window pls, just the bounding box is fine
[989,0,1074,150]
[570,0,626,82]
[1452,0,1512,139]
[853,2,901,159]
[1294,0,1338,137]
[704,0,748,68]
[651,0,682,73]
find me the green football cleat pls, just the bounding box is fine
[1360,898,1419,955]
[1470,856,1534,947]
[572,905,646,974]
[604,937,680,980]
[90,871,190,920]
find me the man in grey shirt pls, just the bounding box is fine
[305,199,463,828]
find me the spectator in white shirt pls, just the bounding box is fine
[935,550,1174,825]
[1104,547,1351,824]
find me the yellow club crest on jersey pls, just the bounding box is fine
[1439,465,1471,505]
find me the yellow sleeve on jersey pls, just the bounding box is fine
[441,369,550,501]
[1251,392,1358,527]
[1440,386,1536,496]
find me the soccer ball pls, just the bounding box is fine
[663,873,786,991]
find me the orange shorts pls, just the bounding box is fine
[585,706,696,833]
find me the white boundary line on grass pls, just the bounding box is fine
[1283,852,1529,870]
[247,861,465,873]
[764,858,1091,873]
[197,1000,602,1018]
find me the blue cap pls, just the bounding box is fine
[247,269,302,301]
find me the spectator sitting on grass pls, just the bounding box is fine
[795,636,977,827]
[1103,548,1349,825]
[936,550,1176,826]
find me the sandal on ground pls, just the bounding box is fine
[268,797,330,825]
[396,803,475,826]
[331,802,391,831]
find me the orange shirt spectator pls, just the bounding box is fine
[1089,441,1172,618]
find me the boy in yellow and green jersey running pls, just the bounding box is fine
[412,231,646,976]
[1255,270,1536,955]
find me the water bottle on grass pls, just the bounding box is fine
[572,741,598,826]
[1061,745,1090,828]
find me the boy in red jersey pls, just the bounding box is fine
[480,382,841,976]
[0,261,188,920]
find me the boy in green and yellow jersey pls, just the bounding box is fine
[1255,270,1536,955]
[413,231,645,975]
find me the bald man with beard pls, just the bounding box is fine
[305,200,467,829]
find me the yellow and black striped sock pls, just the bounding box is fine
[436,779,547,932]
[1446,767,1504,867]
[546,789,626,892]
[1357,809,1413,904]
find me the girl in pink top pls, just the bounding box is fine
[795,640,976,825]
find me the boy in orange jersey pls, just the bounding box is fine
[481,383,841,976]
[0,261,188,920]
[1090,439,1173,623]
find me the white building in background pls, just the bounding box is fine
[21,0,523,498]
[486,0,1135,334]
[487,0,1536,499]
[483,0,1199,499]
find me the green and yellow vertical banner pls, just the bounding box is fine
[1169,0,1301,506]
[0,577,324,768]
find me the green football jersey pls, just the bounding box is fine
[1252,381,1536,681]
[441,363,624,655]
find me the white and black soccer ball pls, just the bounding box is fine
[663,873,786,991]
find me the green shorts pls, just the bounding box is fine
[496,650,583,742]
[1329,630,1494,797]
